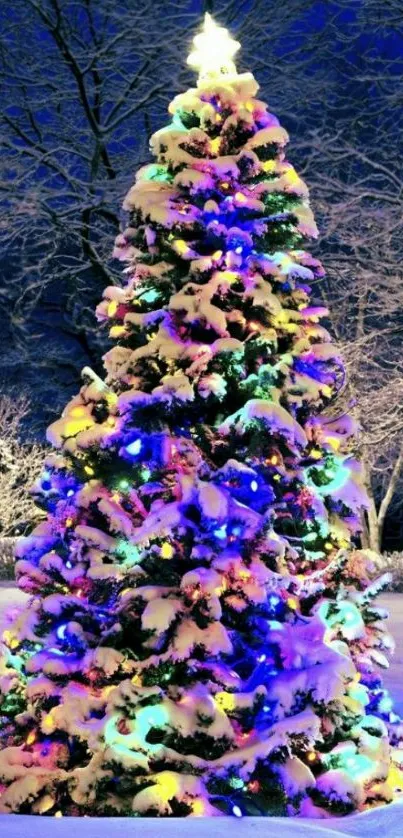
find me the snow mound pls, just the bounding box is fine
[2,802,403,838]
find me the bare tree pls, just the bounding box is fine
[0,0,402,547]
[299,130,403,552]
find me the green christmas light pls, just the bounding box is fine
[306,458,350,496]
[140,289,159,304]
[116,540,141,564]
[143,164,171,183]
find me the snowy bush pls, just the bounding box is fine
[377,553,403,592]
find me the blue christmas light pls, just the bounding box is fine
[56,624,68,640]
[268,594,280,608]
[266,620,283,630]
[66,560,72,569]
[41,471,52,491]
[66,489,75,498]
[126,439,142,456]
[214,525,227,539]
[250,479,258,492]
[232,805,243,817]
[379,695,393,713]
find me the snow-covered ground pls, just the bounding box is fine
[2,804,403,838]
[0,586,402,837]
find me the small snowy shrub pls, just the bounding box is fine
[378,553,403,592]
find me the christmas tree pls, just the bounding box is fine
[0,14,400,818]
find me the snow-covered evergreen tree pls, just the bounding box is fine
[0,14,400,818]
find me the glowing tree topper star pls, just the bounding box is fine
[187,13,240,80]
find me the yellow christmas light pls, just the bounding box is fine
[187,13,240,81]
[3,630,13,646]
[210,136,221,154]
[110,325,126,338]
[65,518,73,528]
[262,160,276,173]
[216,691,236,711]
[285,167,300,186]
[173,239,189,256]
[42,713,55,734]
[158,773,179,799]
[220,270,238,283]
[26,731,36,746]
[70,405,87,418]
[107,300,118,317]
[214,579,227,595]
[161,542,174,560]
[192,799,205,816]
[287,597,298,610]
[387,762,403,793]
[84,465,95,475]
[326,435,341,451]
[64,417,93,436]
